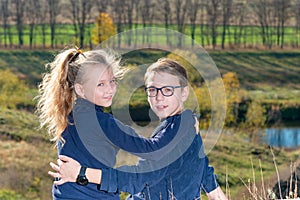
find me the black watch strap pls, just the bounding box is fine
[79,166,87,176]
[76,166,89,186]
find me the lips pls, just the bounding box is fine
[156,105,167,110]
[103,96,113,101]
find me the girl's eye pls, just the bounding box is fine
[97,83,104,87]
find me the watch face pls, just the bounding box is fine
[77,176,89,186]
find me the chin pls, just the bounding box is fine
[155,113,168,120]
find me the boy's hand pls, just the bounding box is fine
[194,116,199,134]
[48,155,81,185]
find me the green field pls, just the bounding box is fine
[0,24,299,48]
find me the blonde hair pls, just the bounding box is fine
[35,48,125,141]
[144,58,188,86]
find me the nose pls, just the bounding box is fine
[155,89,165,101]
[106,83,115,94]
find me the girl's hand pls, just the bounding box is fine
[48,155,81,185]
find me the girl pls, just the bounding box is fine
[36,48,197,199]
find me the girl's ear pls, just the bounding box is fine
[181,86,189,102]
[74,83,85,98]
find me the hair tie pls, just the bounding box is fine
[69,46,86,63]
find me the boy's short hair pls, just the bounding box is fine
[144,58,188,86]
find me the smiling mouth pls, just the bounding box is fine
[156,105,167,110]
[104,96,113,100]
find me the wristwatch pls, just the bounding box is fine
[76,166,89,186]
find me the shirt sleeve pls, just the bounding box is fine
[100,158,173,194]
[201,157,219,193]
[97,110,195,161]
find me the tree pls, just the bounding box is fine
[25,0,40,48]
[250,0,274,49]
[38,0,48,48]
[111,0,125,47]
[92,12,117,44]
[124,0,136,46]
[69,0,93,47]
[156,0,171,44]
[221,0,233,49]
[12,0,25,47]
[245,100,266,128]
[140,0,155,44]
[47,0,60,48]
[174,0,190,47]
[0,0,12,48]
[273,0,291,49]
[222,72,241,125]
[295,0,300,48]
[199,0,206,46]
[188,0,200,47]
[231,2,246,47]
[206,0,222,49]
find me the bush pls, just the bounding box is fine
[0,69,32,109]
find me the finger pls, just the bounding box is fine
[48,171,61,178]
[57,158,63,166]
[50,162,60,172]
[59,155,71,162]
[54,179,66,186]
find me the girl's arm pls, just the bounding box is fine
[49,155,169,194]
[48,155,101,185]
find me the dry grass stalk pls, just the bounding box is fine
[259,159,267,198]
[294,167,298,199]
[226,165,231,200]
[270,147,283,199]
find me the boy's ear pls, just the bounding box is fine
[181,86,189,102]
[74,83,84,97]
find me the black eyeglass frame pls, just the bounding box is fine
[144,85,186,97]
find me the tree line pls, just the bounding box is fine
[0,0,299,49]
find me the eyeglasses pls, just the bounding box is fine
[145,86,185,97]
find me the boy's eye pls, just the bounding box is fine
[148,88,156,93]
[163,87,173,92]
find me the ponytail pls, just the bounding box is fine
[36,48,80,141]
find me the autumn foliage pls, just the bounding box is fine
[92,12,117,44]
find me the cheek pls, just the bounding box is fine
[147,97,155,107]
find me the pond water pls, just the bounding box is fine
[262,127,300,148]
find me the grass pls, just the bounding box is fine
[209,51,300,90]
[0,108,56,199]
